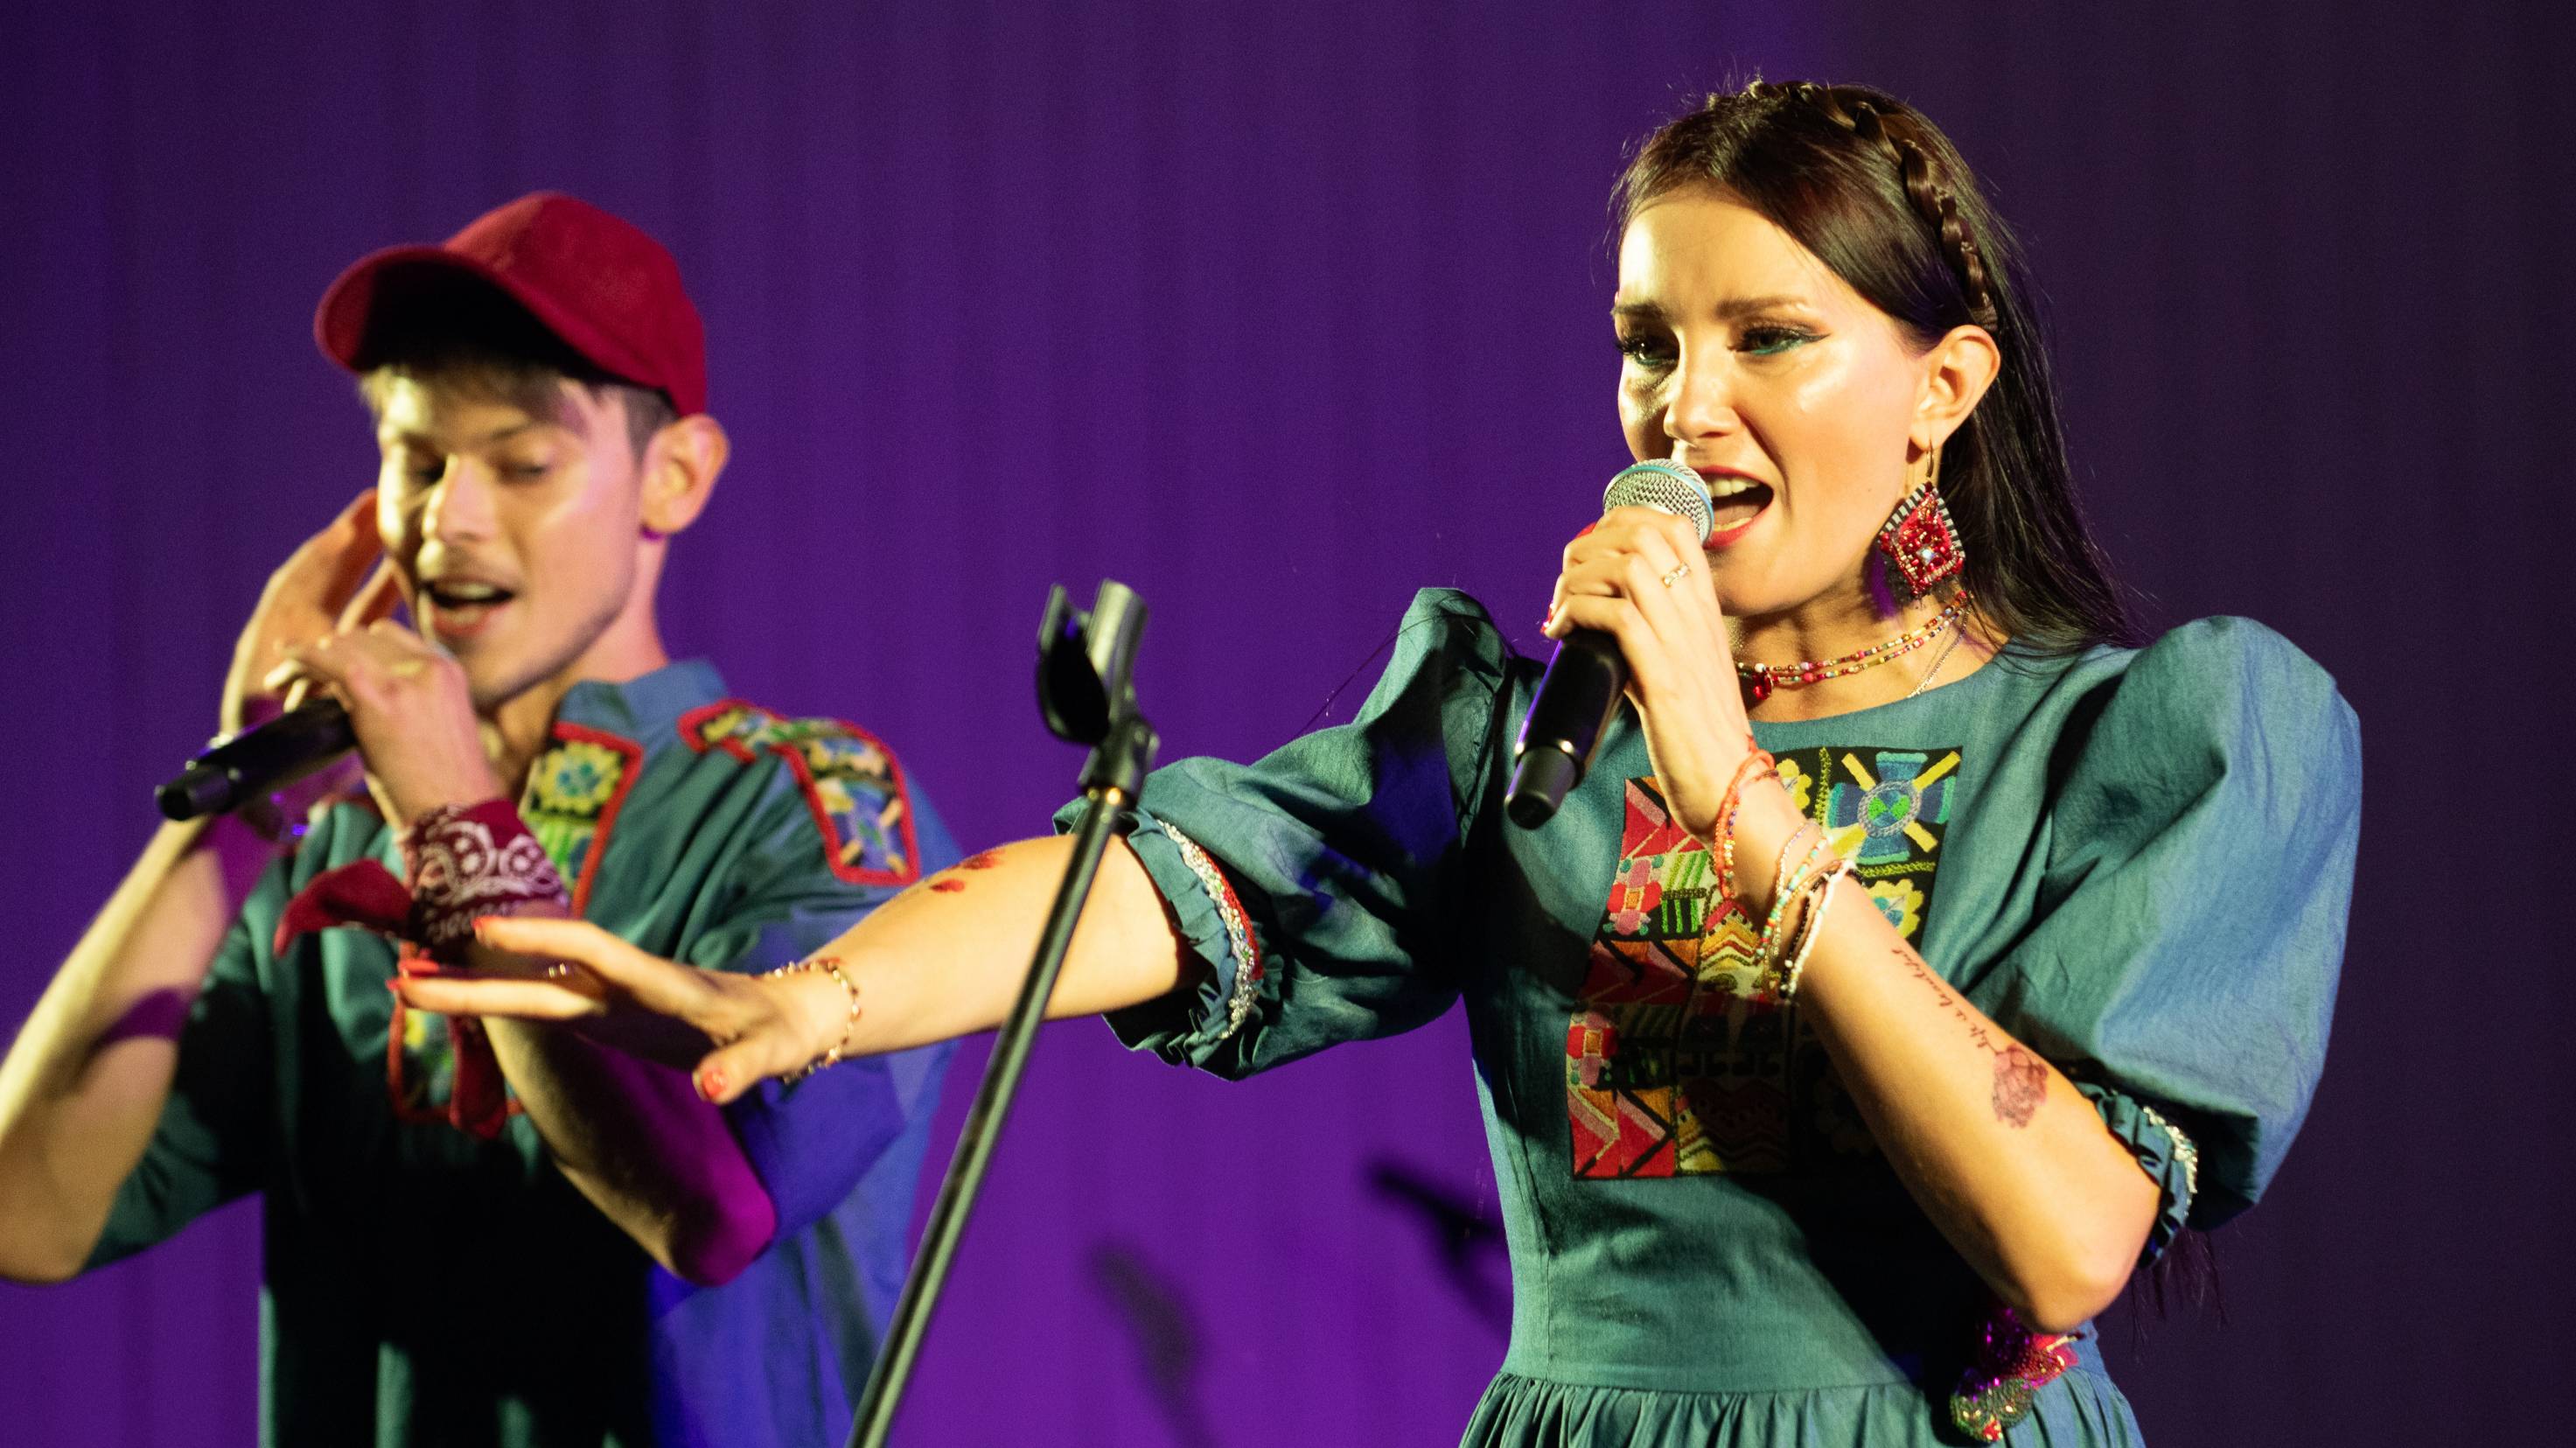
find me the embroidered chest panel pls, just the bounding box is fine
[1565,746,1962,1179]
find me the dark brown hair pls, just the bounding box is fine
[354,271,676,458]
[1616,81,2134,653]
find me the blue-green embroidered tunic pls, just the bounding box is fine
[89,661,957,1448]
[1091,590,2357,1445]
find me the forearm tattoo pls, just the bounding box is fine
[926,850,1003,895]
[1893,948,2047,1129]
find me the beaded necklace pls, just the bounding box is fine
[1737,592,1969,704]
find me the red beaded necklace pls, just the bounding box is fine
[1737,593,1969,704]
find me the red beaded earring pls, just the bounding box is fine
[1874,441,1965,603]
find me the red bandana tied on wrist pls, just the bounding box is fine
[275,799,569,1138]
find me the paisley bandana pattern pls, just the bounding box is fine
[401,802,570,955]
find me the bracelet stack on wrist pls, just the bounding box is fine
[1774,864,1853,1001]
[765,956,861,1083]
[1713,745,1779,904]
[1700,738,1855,1008]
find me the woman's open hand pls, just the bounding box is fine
[1542,506,1756,843]
[392,917,843,1103]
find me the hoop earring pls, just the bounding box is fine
[1872,442,1965,604]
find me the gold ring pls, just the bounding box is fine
[1659,563,1692,588]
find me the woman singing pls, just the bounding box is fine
[403,82,2358,1445]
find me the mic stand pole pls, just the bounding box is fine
[845,581,1156,1448]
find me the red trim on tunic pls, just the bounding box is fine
[546,722,645,913]
[676,697,921,887]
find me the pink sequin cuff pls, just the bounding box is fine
[1950,1301,2080,1442]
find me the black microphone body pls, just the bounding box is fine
[156,700,358,822]
[1504,460,1715,829]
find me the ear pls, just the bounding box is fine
[638,414,730,537]
[1911,324,2002,453]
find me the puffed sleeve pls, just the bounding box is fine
[1981,617,2359,1251]
[1060,588,1517,1080]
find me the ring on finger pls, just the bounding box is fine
[1658,562,1693,588]
[546,961,572,981]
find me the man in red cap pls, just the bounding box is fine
[0,193,955,1447]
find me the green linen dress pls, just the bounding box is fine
[1086,589,2358,1445]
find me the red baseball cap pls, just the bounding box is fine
[314,192,707,416]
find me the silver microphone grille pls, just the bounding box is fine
[1601,458,1714,541]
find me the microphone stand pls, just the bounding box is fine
[845,581,1157,1448]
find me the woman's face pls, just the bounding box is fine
[1615,186,1934,621]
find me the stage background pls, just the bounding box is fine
[2,1,2562,1443]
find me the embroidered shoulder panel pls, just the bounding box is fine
[679,699,920,886]
[1567,746,1962,1180]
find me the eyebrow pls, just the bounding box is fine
[1612,293,1812,321]
[382,420,546,450]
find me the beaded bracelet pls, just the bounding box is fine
[1772,863,1853,1004]
[1763,823,1813,912]
[764,955,861,1083]
[1756,832,1838,980]
[1714,746,1777,904]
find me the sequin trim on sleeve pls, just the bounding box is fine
[1156,821,1264,1041]
[2135,1099,2201,1200]
[1950,1301,2080,1442]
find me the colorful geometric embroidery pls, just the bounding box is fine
[1812,748,1960,926]
[1567,747,1961,1181]
[680,700,919,885]
[518,725,642,913]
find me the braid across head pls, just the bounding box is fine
[1610,81,2134,654]
[1834,95,2000,329]
[1749,80,2000,330]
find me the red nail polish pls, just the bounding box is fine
[697,1069,725,1100]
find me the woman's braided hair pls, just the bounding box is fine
[1614,81,2133,654]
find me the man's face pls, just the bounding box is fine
[372,374,650,711]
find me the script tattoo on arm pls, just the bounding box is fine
[1891,948,2048,1130]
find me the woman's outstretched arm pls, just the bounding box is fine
[394,835,1189,1102]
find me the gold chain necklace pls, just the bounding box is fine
[1906,618,1970,700]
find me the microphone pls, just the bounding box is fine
[1504,459,1714,829]
[156,699,358,822]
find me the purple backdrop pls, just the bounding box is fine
[2,2,2563,1444]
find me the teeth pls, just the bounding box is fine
[435,583,503,602]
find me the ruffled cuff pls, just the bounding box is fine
[2077,1083,2201,1259]
[1092,813,1264,1067]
